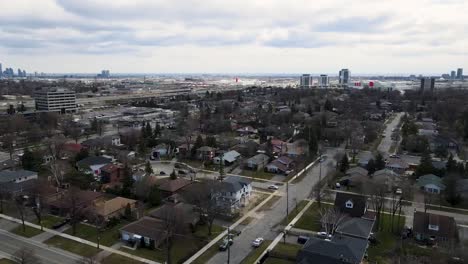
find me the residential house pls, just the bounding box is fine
[155,178,193,197]
[270,139,287,154]
[82,135,121,150]
[334,192,368,218]
[120,217,167,249]
[413,211,457,244]
[216,176,252,213]
[345,167,368,178]
[100,163,123,187]
[236,126,257,136]
[357,151,373,168]
[385,157,409,174]
[196,146,216,161]
[149,201,200,229]
[282,140,308,158]
[416,174,446,194]
[47,190,105,216]
[265,156,294,174]
[340,167,369,186]
[429,136,458,152]
[94,196,137,220]
[0,170,38,184]
[296,233,369,264]
[213,150,241,166]
[244,153,270,171]
[373,169,401,190]
[232,141,259,157]
[76,156,112,177]
[152,143,169,159]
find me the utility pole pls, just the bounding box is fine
[227,226,231,264]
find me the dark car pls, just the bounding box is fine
[52,218,70,229]
[160,171,166,175]
[178,170,187,175]
[297,235,310,244]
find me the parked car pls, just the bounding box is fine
[297,235,310,244]
[317,232,332,239]
[268,185,279,190]
[178,170,187,175]
[160,171,166,175]
[395,188,403,195]
[335,182,341,189]
[52,218,70,229]
[219,237,233,251]
[252,237,264,248]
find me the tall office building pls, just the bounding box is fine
[451,70,456,80]
[457,68,464,80]
[300,74,313,88]
[34,87,77,113]
[0,63,2,78]
[319,74,329,88]
[339,69,350,87]
[420,77,435,93]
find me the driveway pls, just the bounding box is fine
[206,147,341,264]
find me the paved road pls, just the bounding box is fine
[206,147,341,264]
[377,112,404,156]
[0,229,81,264]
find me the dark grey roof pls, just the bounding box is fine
[76,156,112,168]
[0,179,37,193]
[297,235,368,264]
[336,218,375,239]
[334,192,367,218]
[0,170,37,183]
[221,176,251,192]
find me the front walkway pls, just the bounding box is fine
[31,224,70,242]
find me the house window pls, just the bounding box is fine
[428,224,439,231]
[345,200,354,209]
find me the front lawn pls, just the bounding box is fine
[240,240,271,264]
[294,203,332,231]
[40,215,63,229]
[11,225,43,238]
[101,253,145,264]
[0,259,15,264]
[241,170,276,180]
[270,243,302,260]
[65,222,126,247]
[45,236,101,257]
[367,213,406,264]
[280,200,308,226]
[192,244,219,264]
[123,224,224,264]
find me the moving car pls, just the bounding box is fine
[268,185,279,190]
[219,237,233,251]
[252,237,264,248]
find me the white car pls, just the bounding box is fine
[395,188,403,195]
[252,237,264,247]
[268,185,279,190]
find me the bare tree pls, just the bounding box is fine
[365,182,387,231]
[159,205,185,264]
[66,187,86,235]
[87,209,106,249]
[389,191,403,234]
[15,194,28,233]
[319,207,349,235]
[13,247,41,264]
[2,133,16,159]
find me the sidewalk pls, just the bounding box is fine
[0,213,160,264]
[31,224,70,243]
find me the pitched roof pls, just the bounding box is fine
[267,160,288,172]
[221,176,251,193]
[216,150,241,163]
[95,196,136,217]
[149,202,199,225]
[0,170,37,183]
[246,153,269,164]
[156,178,192,193]
[413,211,457,239]
[120,217,166,242]
[385,158,409,169]
[334,192,367,218]
[345,167,368,177]
[416,174,446,190]
[100,163,122,174]
[336,218,375,239]
[297,235,368,264]
[197,146,215,152]
[76,156,112,168]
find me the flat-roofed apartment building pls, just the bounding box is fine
[34,87,77,113]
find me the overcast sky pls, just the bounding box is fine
[1,0,467,74]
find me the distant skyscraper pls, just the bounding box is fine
[0,63,2,78]
[17,68,22,77]
[319,74,329,88]
[339,69,350,87]
[420,77,435,93]
[457,68,463,80]
[300,74,313,88]
[451,70,456,80]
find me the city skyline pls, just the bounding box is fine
[1,0,468,74]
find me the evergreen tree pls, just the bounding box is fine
[147,186,161,206]
[366,159,376,175]
[446,154,457,173]
[339,154,349,173]
[205,136,217,148]
[154,123,161,138]
[375,153,386,170]
[145,122,152,138]
[145,161,153,175]
[170,169,177,180]
[121,164,134,198]
[74,148,89,163]
[192,135,204,157]
[415,150,435,176]
[444,173,461,206]
[324,99,333,112]
[124,203,133,220]
[21,149,38,171]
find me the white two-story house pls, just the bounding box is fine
[216,176,252,213]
